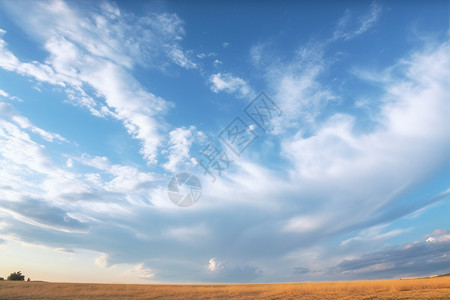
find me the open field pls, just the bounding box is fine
[1,277,450,300]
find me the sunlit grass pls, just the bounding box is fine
[1,277,450,299]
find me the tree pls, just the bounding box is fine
[7,271,25,281]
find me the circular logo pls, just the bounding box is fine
[167,172,202,207]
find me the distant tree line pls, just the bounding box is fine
[0,271,30,281]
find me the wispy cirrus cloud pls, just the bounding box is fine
[0,0,195,164]
[0,102,67,143]
[333,1,382,41]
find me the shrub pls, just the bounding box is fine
[7,271,25,281]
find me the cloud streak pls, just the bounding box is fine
[336,231,450,278]
[333,1,382,41]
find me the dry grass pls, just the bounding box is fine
[0,277,450,299]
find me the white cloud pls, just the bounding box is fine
[196,52,217,59]
[0,1,448,284]
[31,127,67,143]
[209,72,253,98]
[190,36,450,281]
[253,40,337,134]
[66,158,73,168]
[162,126,205,172]
[0,89,9,97]
[1,106,67,143]
[77,154,156,194]
[213,59,223,67]
[0,103,69,180]
[95,253,109,268]
[333,2,382,41]
[426,229,450,244]
[124,263,155,279]
[170,48,197,69]
[262,38,450,244]
[282,215,326,233]
[80,62,169,164]
[282,39,450,180]
[208,258,223,272]
[0,99,162,236]
[0,32,63,86]
[0,0,195,164]
[340,225,410,247]
[0,110,94,226]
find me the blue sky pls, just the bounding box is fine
[0,0,449,283]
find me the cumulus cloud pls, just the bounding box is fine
[206,258,262,283]
[210,264,263,283]
[95,253,109,268]
[209,72,253,98]
[208,258,223,272]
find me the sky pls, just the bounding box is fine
[0,0,449,283]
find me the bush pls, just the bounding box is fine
[7,271,25,281]
[0,277,4,281]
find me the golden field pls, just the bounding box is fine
[1,277,450,299]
